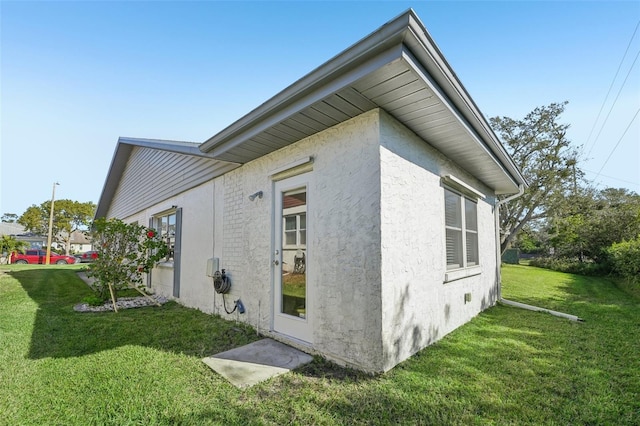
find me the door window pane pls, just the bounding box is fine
[281,188,307,318]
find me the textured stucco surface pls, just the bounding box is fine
[379,110,498,372]
[215,109,384,370]
[122,180,218,313]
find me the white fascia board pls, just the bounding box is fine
[94,142,132,219]
[400,49,522,193]
[198,8,526,192]
[401,19,527,190]
[117,137,221,159]
[207,45,406,158]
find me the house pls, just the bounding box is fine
[0,222,26,239]
[66,230,93,254]
[0,223,47,250]
[95,10,526,373]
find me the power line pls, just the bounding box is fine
[586,48,640,159]
[583,169,640,188]
[584,20,640,157]
[592,106,640,182]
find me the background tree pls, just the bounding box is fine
[18,205,47,234]
[607,237,640,283]
[513,223,548,255]
[48,199,96,254]
[1,213,19,223]
[546,185,597,261]
[491,101,581,253]
[550,187,640,263]
[18,200,96,254]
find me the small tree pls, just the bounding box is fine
[88,218,167,309]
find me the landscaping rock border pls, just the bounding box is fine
[74,295,169,312]
[74,271,169,312]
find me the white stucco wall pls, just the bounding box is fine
[379,110,498,372]
[213,109,384,370]
[122,180,217,312]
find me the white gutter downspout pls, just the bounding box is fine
[494,184,584,323]
[499,298,584,322]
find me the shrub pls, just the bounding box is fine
[529,257,609,276]
[88,218,168,303]
[607,237,640,283]
[82,295,105,307]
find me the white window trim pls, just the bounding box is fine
[283,212,306,249]
[270,156,314,181]
[442,175,485,199]
[444,265,482,283]
[443,183,481,282]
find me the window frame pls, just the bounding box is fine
[444,187,480,273]
[282,188,307,250]
[154,210,177,263]
[282,208,307,249]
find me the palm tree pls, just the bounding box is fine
[0,235,30,264]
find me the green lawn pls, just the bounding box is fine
[1,264,638,425]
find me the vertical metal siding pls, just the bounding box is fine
[107,147,236,219]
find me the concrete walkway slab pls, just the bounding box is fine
[202,338,313,388]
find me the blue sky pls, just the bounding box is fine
[2,1,639,217]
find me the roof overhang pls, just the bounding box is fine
[199,9,526,194]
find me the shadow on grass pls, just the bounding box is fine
[244,265,640,424]
[8,267,259,360]
[282,304,637,424]
[6,265,638,424]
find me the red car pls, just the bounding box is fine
[10,249,77,265]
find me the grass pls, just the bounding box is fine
[1,263,638,425]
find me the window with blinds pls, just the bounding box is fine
[445,188,478,270]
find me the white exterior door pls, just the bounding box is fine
[273,173,312,343]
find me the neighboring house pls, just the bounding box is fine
[0,222,25,237]
[50,230,93,255]
[0,223,31,263]
[0,223,46,250]
[15,234,47,249]
[67,230,93,254]
[95,10,526,373]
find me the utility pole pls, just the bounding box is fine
[45,182,60,265]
